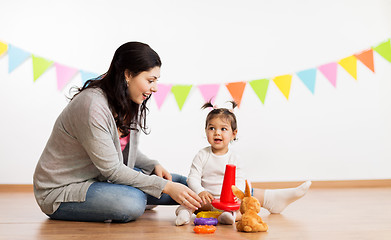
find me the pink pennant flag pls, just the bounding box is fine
[198,84,220,104]
[318,62,338,87]
[153,83,172,109]
[55,63,78,90]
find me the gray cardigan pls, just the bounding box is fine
[33,88,168,214]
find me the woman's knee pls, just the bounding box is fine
[171,173,187,185]
[113,188,147,222]
[88,183,147,222]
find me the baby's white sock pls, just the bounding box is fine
[218,211,236,225]
[175,206,192,226]
[263,180,312,214]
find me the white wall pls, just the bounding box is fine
[0,0,390,184]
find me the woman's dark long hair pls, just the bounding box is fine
[72,42,161,137]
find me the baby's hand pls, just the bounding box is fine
[198,191,214,205]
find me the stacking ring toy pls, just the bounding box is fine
[196,211,222,219]
[194,217,218,226]
[193,225,216,234]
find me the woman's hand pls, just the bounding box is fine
[198,191,214,205]
[153,164,172,181]
[163,181,202,211]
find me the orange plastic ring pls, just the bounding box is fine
[193,225,217,234]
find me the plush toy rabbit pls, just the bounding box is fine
[231,180,268,232]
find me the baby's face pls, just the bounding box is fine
[205,117,237,155]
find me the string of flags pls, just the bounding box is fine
[0,39,390,110]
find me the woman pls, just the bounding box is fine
[33,42,202,222]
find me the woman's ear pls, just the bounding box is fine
[232,185,244,200]
[124,69,132,81]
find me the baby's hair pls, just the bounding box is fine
[201,100,238,140]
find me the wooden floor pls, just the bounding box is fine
[1,187,391,240]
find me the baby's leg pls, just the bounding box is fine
[176,202,216,225]
[218,210,237,225]
[175,205,193,226]
[235,210,242,221]
[254,181,312,214]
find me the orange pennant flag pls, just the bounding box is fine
[225,82,247,108]
[354,49,375,73]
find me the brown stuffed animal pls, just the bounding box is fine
[232,180,268,232]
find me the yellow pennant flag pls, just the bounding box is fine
[0,41,7,56]
[273,74,292,100]
[338,55,357,80]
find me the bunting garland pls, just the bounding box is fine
[372,39,391,62]
[80,70,99,86]
[296,68,317,94]
[8,44,31,73]
[273,75,292,100]
[171,85,193,110]
[198,84,220,104]
[0,42,7,56]
[154,83,172,109]
[225,82,247,107]
[0,39,390,110]
[338,55,357,80]
[354,49,375,73]
[55,63,78,90]
[249,79,269,104]
[318,62,338,87]
[32,55,53,81]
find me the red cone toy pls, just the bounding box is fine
[211,164,240,211]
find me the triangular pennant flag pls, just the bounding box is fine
[80,70,100,86]
[225,82,246,107]
[0,41,8,56]
[198,84,220,104]
[32,55,53,81]
[373,39,391,63]
[354,49,375,72]
[153,83,172,109]
[296,68,317,94]
[338,55,357,80]
[318,62,338,87]
[249,79,269,104]
[55,63,79,90]
[8,44,31,73]
[273,75,292,100]
[171,85,192,110]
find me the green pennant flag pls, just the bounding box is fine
[32,55,53,81]
[373,39,391,63]
[249,79,269,104]
[171,85,192,110]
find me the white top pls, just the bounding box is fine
[187,146,245,197]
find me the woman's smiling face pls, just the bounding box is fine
[125,66,160,104]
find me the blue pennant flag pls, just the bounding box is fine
[8,44,31,73]
[80,70,100,86]
[296,68,317,94]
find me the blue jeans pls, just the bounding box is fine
[48,174,187,222]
